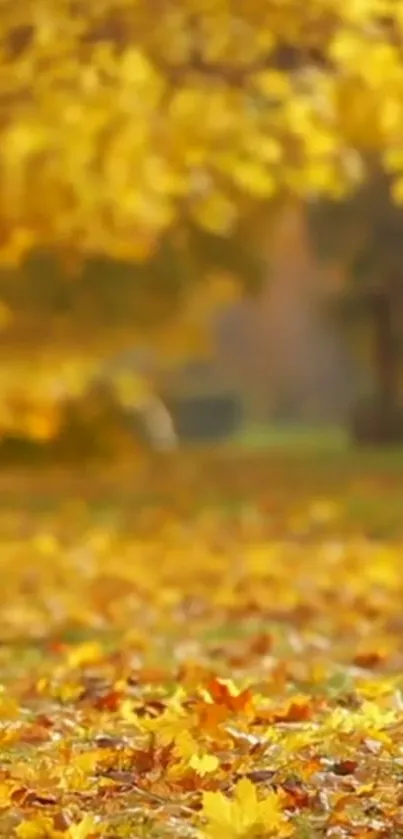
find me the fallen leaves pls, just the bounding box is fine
[15,813,99,839]
[203,777,292,839]
[1,454,403,837]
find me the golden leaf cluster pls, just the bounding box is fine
[0,1,403,260]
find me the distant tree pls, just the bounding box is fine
[308,173,403,443]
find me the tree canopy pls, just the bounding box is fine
[1,1,403,443]
[1,0,403,264]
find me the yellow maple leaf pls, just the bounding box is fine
[189,752,219,777]
[173,729,198,759]
[202,777,292,839]
[16,817,63,839]
[67,814,99,839]
[16,814,99,839]
[141,705,191,745]
[66,642,104,669]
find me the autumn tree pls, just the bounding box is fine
[1,0,403,441]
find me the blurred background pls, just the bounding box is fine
[0,184,400,463]
[0,4,403,463]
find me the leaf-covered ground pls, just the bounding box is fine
[1,451,403,839]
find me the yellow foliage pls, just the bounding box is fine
[15,817,59,839]
[0,0,402,258]
[66,641,104,669]
[15,815,99,839]
[202,778,292,839]
[0,0,401,417]
[189,752,219,776]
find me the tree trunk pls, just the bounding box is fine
[370,289,399,407]
[351,287,403,444]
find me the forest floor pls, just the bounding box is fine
[1,443,403,839]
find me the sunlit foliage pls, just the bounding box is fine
[1,1,403,262]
